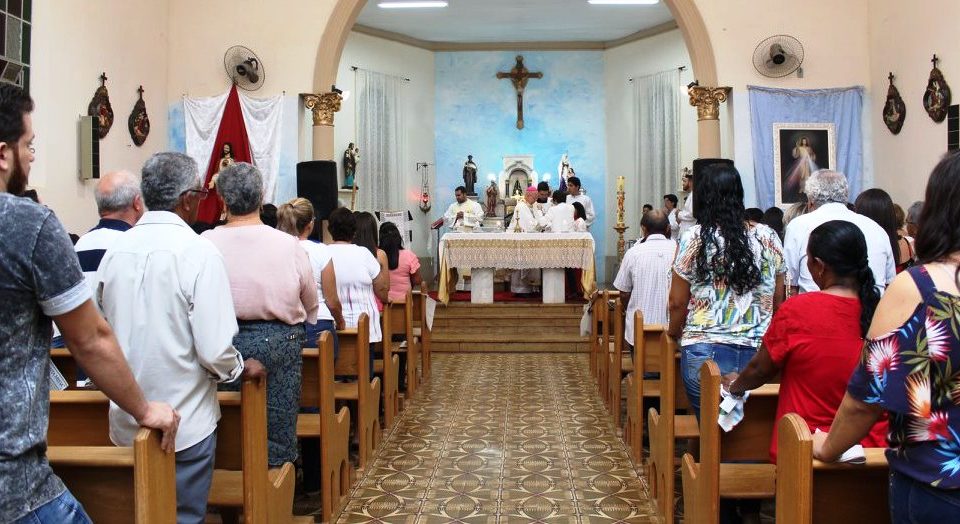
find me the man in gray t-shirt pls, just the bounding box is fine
[0,84,179,523]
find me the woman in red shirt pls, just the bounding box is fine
[726,219,888,462]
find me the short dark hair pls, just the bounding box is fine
[567,176,581,188]
[663,194,678,206]
[745,207,764,223]
[0,83,33,145]
[552,189,567,204]
[642,203,653,212]
[327,207,356,242]
[260,203,278,228]
[537,181,550,192]
[455,186,466,194]
[641,209,670,235]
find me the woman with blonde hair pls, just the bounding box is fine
[277,198,344,353]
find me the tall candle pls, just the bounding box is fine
[617,176,624,192]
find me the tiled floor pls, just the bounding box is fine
[335,353,657,523]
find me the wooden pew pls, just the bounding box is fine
[387,289,420,401]
[597,291,613,396]
[776,413,890,524]
[646,333,700,524]
[47,427,176,524]
[605,295,624,425]
[376,301,401,428]
[588,290,603,380]
[334,314,382,470]
[622,311,666,463]
[411,282,431,382]
[298,331,353,523]
[680,360,780,524]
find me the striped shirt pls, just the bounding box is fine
[74,218,132,291]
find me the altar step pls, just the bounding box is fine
[431,302,590,353]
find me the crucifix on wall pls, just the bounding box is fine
[497,55,542,129]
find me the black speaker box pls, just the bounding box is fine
[296,161,339,221]
[692,158,735,180]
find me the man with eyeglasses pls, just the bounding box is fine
[95,151,265,523]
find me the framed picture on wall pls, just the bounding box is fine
[773,123,836,207]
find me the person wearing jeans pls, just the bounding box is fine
[667,161,785,417]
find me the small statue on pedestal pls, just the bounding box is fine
[342,143,359,189]
[462,155,478,195]
[485,179,499,217]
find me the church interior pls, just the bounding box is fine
[9,0,960,522]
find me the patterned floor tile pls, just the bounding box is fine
[332,354,657,523]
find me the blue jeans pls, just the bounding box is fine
[304,319,339,361]
[681,342,757,418]
[890,470,960,523]
[13,490,92,524]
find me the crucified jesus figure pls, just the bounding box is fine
[497,55,543,130]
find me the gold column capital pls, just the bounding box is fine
[688,85,731,121]
[302,92,343,127]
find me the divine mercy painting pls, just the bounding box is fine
[773,123,836,206]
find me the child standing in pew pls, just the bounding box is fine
[725,220,888,462]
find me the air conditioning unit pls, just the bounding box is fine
[78,115,100,180]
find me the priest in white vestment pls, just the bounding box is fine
[509,186,546,295]
[443,186,485,228]
[545,190,575,233]
[565,176,595,228]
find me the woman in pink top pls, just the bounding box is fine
[202,163,318,467]
[379,221,422,302]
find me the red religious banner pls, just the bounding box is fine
[197,85,253,224]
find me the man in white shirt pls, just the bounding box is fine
[510,186,546,294]
[97,152,265,524]
[545,190,575,232]
[443,185,485,228]
[613,210,677,349]
[565,176,595,228]
[676,170,695,237]
[663,193,679,239]
[783,169,896,294]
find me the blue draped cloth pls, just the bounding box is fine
[748,86,864,208]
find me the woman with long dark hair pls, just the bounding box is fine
[855,188,908,270]
[379,221,422,302]
[353,211,389,310]
[815,151,960,522]
[667,162,786,415]
[725,220,887,462]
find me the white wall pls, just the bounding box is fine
[30,0,170,233]
[334,32,436,262]
[603,29,696,253]
[868,0,959,207]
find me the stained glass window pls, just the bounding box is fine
[0,0,29,92]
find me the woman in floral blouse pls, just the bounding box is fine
[815,151,960,522]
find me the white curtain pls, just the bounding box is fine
[182,90,284,203]
[633,70,681,230]
[355,69,406,212]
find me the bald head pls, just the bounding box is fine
[95,170,144,225]
[641,208,670,237]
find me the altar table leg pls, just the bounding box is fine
[542,268,566,304]
[471,268,494,304]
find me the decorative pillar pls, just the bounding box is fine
[688,84,731,158]
[302,91,343,161]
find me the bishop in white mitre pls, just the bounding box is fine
[509,186,547,295]
[443,186,485,227]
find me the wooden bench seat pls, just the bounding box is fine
[604,295,624,424]
[776,413,889,524]
[411,283,431,381]
[680,360,781,524]
[334,315,381,470]
[622,311,667,462]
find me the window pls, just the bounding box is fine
[0,0,31,92]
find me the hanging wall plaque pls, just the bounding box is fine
[883,72,906,135]
[923,54,952,123]
[127,85,150,146]
[87,72,114,139]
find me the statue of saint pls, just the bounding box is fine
[558,153,572,192]
[342,143,359,189]
[208,142,234,190]
[462,155,478,195]
[485,179,499,217]
[512,179,523,196]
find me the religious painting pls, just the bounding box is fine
[127,86,150,146]
[924,55,952,123]
[883,73,906,135]
[773,123,836,207]
[87,73,114,140]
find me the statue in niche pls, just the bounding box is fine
[485,179,499,217]
[512,178,523,197]
[462,155,478,195]
[342,143,359,189]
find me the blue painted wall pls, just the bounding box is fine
[435,51,608,276]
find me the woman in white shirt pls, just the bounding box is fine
[572,201,588,232]
[276,198,344,353]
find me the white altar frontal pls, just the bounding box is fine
[438,232,597,305]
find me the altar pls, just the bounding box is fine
[437,232,597,305]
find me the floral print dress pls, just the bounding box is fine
[848,265,960,488]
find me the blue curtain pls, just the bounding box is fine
[748,86,864,208]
